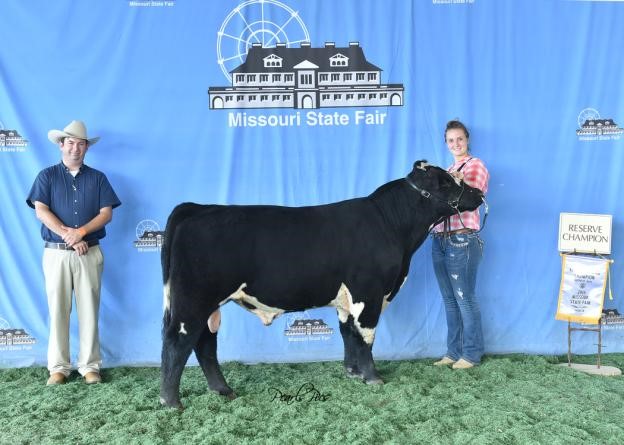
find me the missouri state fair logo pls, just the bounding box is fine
[133,219,165,253]
[284,311,334,342]
[0,120,29,153]
[0,317,37,352]
[576,108,623,142]
[208,0,404,128]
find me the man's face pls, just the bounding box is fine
[60,137,88,165]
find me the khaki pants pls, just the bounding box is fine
[42,245,104,376]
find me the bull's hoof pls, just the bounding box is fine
[345,367,363,379]
[213,389,237,400]
[159,396,184,410]
[211,387,237,400]
[365,377,384,385]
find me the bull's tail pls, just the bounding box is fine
[161,202,204,326]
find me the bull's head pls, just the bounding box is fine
[405,160,484,215]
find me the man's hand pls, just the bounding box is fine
[72,240,89,256]
[62,227,86,246]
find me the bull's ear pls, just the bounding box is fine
[414,160,429,171]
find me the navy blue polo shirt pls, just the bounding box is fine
[27,162,121,243]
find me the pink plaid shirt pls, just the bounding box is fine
[433,156,489,233]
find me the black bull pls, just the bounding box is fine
[159,160,484,408]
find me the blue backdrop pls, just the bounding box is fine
[1,0,623,368]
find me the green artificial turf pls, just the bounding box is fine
[1,354,624,444]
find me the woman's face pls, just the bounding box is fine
[445,128,469,160]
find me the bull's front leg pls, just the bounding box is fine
[338,315,361,378]
[338,315,383,384]
[334,285,384,385]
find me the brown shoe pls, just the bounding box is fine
[433,356,456,366]
[84,372,102,384]
[46,373,66,385]
[452,358,475,369]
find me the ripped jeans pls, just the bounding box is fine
[432,232,484,364]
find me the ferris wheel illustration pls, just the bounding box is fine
[0,317,10,329]
[286,310,313,328]
[136,219,160,239]
[577,108,600,128]
[217,0,311,82]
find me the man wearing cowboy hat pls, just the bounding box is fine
[27,120,121,385]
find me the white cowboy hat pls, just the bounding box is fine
[48,120,100,146]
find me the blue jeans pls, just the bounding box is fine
[432,232,484,364]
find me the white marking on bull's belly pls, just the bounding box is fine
[457,289,464,299]
[380,292,392,313]
[208,309,221,333]
[400,276,408,289]
[329,283,376,345]
[163,280,171,311]
[218,283,248,306]
[179,322,188,335]
[221,283,285,326]
[451,274,459,280]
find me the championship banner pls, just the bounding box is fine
[556,254,610,324]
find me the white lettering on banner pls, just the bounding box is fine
[229,112,302,127]
[128,1,174,6]
[555,254,610,324]
[227,110,388,128]
[306,111,350,126]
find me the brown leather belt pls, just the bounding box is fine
[44,240,99,250]
[448,228,474,235]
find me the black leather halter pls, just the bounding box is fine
[404,174,465,212]
[404,174,488,234]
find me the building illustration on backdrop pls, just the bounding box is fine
[0,129,28,147]
[284,318,334,337]
[0,328,36,347]
[134,230,165,249]
[576,118,624,137]
[209,42,404,110]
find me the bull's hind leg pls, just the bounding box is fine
[160,314,204,409]
[339,315,383,384]
[194,311,236,400]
